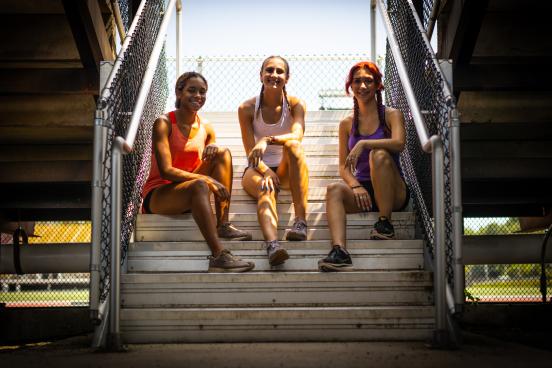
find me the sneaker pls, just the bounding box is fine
[217,222,253,241]
[370,216,395,240]
[285,218,307,241]
[208,249,255,273]
[264,240,289,266]
[318,245,353,272]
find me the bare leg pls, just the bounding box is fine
[242,168,279,241]
[278,140,308,220]
[326,181,363,248]
[148,179,224,256]
[369,149,407,219]
[195,147,233,226]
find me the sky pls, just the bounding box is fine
[165,0,388,58]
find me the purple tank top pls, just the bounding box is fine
[347,112,402,181]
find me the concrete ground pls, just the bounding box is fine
[1,332,551,368]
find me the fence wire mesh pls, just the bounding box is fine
[464,217,551,303]
[97,0,168,303]
[165,54,370,112]
[1,223,90,307]
[383,0,455,288]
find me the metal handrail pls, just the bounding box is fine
[403,0,464,314]
[375,0,461,347]
[90,0,148,324]
[107,0,178,350]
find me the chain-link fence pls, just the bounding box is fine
[97,0,168,304]
[1,223,90,307]
[383,0,456,289]
[165,54,372,112]
[464,217,551,302]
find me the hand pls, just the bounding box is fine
[352,186,372,211]
[345,141,367,174]
[248,139,268,168]
[202,143,219,161]
[206,178,230,201]
[260,169,280,193]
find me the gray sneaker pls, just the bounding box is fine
[217,222,253,241]
[286,218,307,241]
[264,240,289,266]
[208,249,255,273]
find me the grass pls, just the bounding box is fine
[467,279,551,299]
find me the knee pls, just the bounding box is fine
[188,179,210,197]
[370,149,393,170]
[283,139,303,157]
[213,146,232,164]
[326,181,347,200]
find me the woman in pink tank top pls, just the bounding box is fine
[238,56,310,267]
[318,61,409,272]
[142,72,254,273]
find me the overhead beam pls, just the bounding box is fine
[454,64,552,92]
[62,0,114,73]
[0,68,98,94]
[440,0,489,65]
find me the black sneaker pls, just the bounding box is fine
[265,240,289,266]
[318,245,353,272]
[370,216,395,240]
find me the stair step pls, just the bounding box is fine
[231,178,339,189]
[121,271,433,308]
[136,212,415,228]
[127,239,423,272]
[120,305,434,343]
[231,164,339,178]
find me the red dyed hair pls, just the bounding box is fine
[345,61,384,95]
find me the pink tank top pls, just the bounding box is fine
[142,111,207,198]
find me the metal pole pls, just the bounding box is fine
[371,0,376,62]
[176,0,182,77]
[450,108,464,312]
[110,0,127,42]
[107,137,125,351]
[90,109,106,323]
[432,137,449,347]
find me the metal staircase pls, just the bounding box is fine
[119,111,435,343]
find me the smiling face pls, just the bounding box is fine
[351,68,377,102]
[176,76,207,112]
[260,57,289,90]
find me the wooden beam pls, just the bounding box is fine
[0,68,98,94]
[439,0,489,64]
[454,64,551,92]
[62,0,114,73]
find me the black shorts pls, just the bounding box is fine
[142,189,155,214]
[359,180,410,212]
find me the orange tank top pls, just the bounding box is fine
[142,111,207,198]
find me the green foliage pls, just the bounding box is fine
[464,217,520,236]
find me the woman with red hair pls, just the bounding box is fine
[318,61,409,272]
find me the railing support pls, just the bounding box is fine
[376,0,456,347]
[450,108,464,312]
[107,137,125,351]
[176,0,182,76]
[431,137,449,346]
[90,109,105,323]
[370,0,376,62]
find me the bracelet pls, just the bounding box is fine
[351,185,362,189]
[265,135,275,145]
